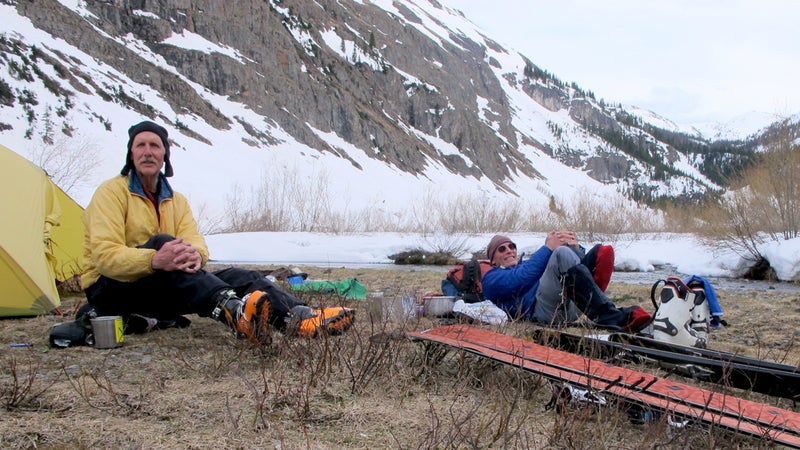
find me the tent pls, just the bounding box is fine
[0,144,85,317]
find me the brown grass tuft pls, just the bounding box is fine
[1,266,797,448]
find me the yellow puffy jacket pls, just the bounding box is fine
[81,174,209,288]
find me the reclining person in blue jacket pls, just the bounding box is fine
[481,233,652,331]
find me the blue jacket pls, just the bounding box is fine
[481,245,553,320]
[683,274,724,320]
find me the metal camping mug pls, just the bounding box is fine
[90,316,124,349]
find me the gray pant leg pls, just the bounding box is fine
[533,246,581,325]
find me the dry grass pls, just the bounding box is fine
[2,266,798,449]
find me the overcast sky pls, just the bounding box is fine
[449,0,799,126]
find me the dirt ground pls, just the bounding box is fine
[1,265,799,449]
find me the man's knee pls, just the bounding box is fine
[552,245,581,270]
[137,234,176,250]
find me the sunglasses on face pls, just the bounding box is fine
[497,243,517,253]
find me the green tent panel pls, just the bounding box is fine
[0,144,85,317]
[290,278,367,300]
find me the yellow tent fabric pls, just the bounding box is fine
[51,184,85,282]
[0,144,85,317]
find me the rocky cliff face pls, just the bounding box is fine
[4,0,764,207]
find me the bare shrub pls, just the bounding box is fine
[222,181,264,232]
[222,164,338,232]
[406,189,443,234]
[414,359,544,448]
[521,202,556,232]
[0,274,792,448]
[701,189,766,260]
[699,124,800,260]
[660,201,705,233]
[1,356,43,410]
[408,189,527,234]
[222,170,660,238]
[436,195,526,234]
[416,233,473,258]
[338,201,405,233]
[26,131,102,195]
[193,200,228,235]
[743,136,800,240]
[547,188,660,242]
[341,329,396,395]
[222,164,419,233]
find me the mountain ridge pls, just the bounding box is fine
[0,0,788,227]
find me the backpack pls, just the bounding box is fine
[650,276,710,348]
[443,259,493,303]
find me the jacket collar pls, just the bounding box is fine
[127,172,173,203]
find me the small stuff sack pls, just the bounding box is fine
[444,259,493,303]
[49,303,97,348]
[452,299,508,326]
[650,276,710,348]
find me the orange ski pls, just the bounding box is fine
[407,324,800,449]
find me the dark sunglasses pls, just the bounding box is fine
[497,243,517,253]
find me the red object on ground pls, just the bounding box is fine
[407,324,800,449]
[593,245,614,292]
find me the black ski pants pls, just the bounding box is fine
[84,234,304,328]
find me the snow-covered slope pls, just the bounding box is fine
[0,0,775,230]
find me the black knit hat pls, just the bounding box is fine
[120,120,173,177]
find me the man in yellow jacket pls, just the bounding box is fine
[81,120,353,344]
